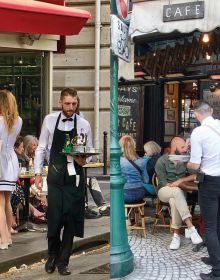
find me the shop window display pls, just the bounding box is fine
[0,53,45,137]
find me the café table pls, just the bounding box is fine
[26,161,104,219]
[16,171,47,233]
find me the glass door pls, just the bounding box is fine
[180,81,199,138]
[0,52,45,137]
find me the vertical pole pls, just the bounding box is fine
[94,0,101,152]
[110,0,134,277]
[103,131,108,175]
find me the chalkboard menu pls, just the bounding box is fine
[118,85,144,152]
[203,89,220,119]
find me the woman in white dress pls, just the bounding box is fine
[0,90,22,249]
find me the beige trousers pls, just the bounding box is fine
[158,186,191,229]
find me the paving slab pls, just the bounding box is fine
[0,217,109,274]
[0,247,109,279]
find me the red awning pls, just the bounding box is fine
[0,0,91,36]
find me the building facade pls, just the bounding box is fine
[53,0,110,160]
[119,0,220,152]
[0,1,115,157]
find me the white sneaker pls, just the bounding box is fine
[185,228,191,238]
[169,234,181,250]
[188,227,203,245]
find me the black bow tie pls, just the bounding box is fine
[62,117,73,122]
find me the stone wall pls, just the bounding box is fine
[53,0,110,162]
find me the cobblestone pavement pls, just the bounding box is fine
[119,229,210,280]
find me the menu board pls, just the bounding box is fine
[118,85,144,151]
[203,89,220,119]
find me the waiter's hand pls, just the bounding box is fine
[35,175,43,190]
[73,155,87,166]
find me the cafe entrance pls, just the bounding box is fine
[127,0,220,150]
[133,28,220,148]
[0,52,49,137]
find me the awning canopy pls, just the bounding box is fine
[0,0,91,36]
[129,0,220,39]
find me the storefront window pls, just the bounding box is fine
[0,53,44,137]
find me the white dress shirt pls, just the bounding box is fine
[190,116,220,176]
[34,112,93,174]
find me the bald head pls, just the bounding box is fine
[170,137,187,155]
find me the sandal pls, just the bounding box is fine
[11,228,18,234]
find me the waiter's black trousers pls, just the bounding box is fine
[199,175,220,277]
[48,220,74,268]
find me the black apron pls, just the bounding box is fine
[47,113,85,238]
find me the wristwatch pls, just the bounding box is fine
[35,173,42,176]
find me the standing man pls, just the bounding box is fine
[34,88,92,276]
[187,100,220,280]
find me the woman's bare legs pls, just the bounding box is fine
[0,192,9,244]
[5,191,12,242]
[11,214,17,228]
[29,203,45,218]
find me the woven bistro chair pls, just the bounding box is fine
[151,173,172,234]
[125,200,147,238]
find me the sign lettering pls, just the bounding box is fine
[163,1,204,22]
[118,86,143,151]
[110,15,130,62]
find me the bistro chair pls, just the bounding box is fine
[125,201,147,238]
[151,173,172,234]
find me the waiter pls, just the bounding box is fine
[34,88,92,276]
[187,100,220,280]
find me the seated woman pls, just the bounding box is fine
[11,136,25,232]
[143,141,162,196]
[23,135,47,218]
[12,136,47,226]
[23,135,38,167]
[119,135,148,204]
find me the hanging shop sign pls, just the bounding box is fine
[163,1,204,22]
[116,0,129,21]
[111,15,130,62]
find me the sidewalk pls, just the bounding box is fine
[0,217,110,274]
[118,230,209,280]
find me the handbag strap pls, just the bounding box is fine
[204,125,220,138]
[128,160,142,175]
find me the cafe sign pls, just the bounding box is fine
[163,1,204,22]
[110,15,130,62]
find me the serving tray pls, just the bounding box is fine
[61,149,100,156]
[168,155,190,162]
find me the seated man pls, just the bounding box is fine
[87,177,110,216]
[155,136,202,250]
